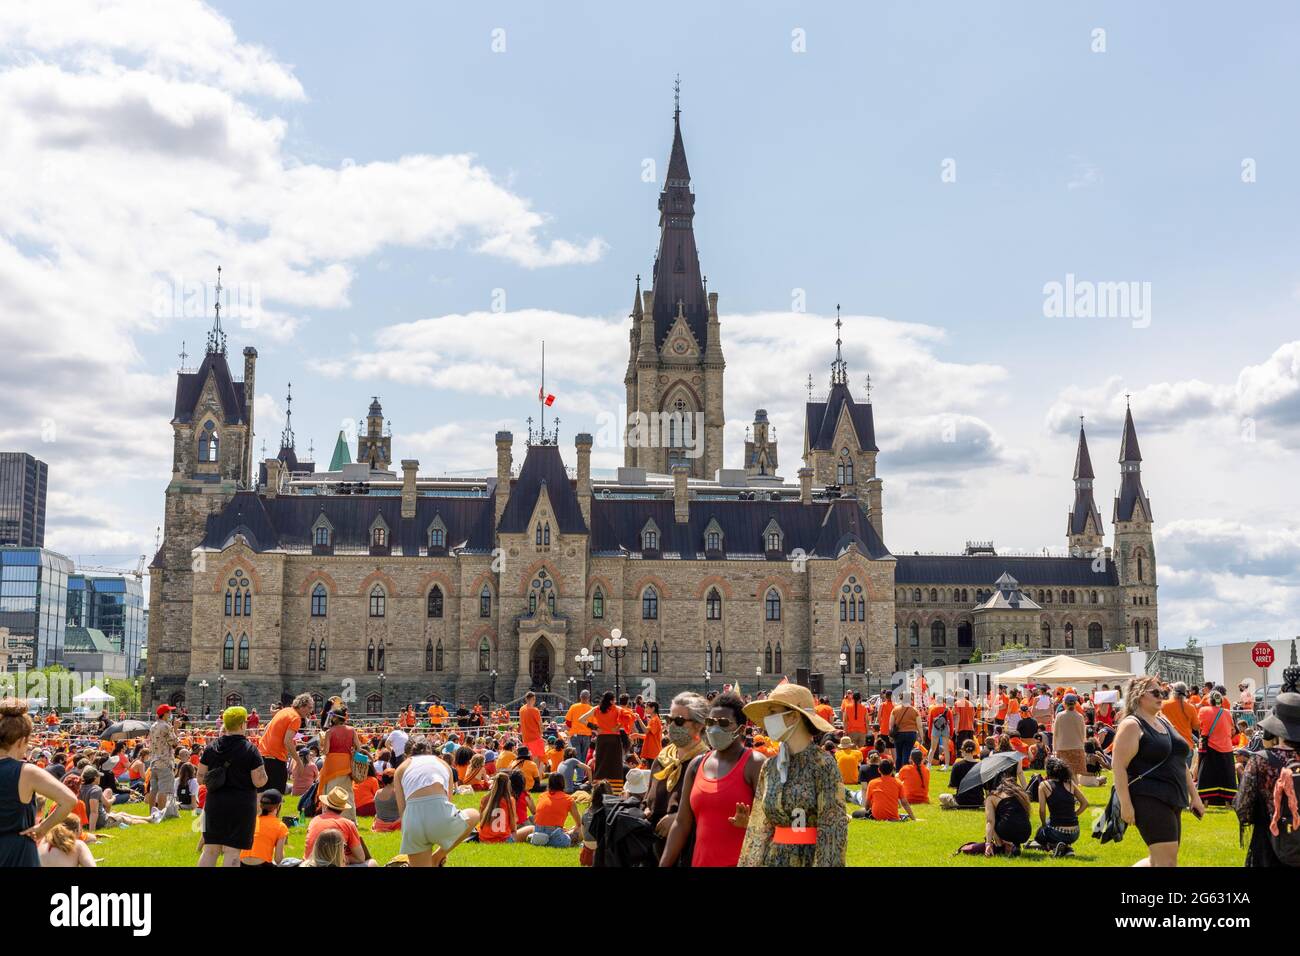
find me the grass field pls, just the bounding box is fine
[88,768,1243,867]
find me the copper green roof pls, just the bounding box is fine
[329,430,352,471]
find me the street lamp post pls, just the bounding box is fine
[704,670,711,695]
[489,669,498,707]
[217,674,226,709]
[148,675,154,711]
[378,672,386,714]
[865,668,873,696]
[755,665,763,694]
[602,629,628,698]
[575,648,595,695]
[839,653,848,700]
[566,676,577,700]
[198,679,209,716]
[132,679,139,714]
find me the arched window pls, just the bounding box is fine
[643,530,658,550]
[372,527,386,549]
[764,642,773,673]
[369,586,386,618]
[857,598,865,620]
[198,421,218,462]
[642,586,659,620]
[913,589,922,603]
[1143,620,1150,645]
[1088,622,1103,649]
[243,590,251,615]
[930,589,939,602]
[224,592,232,616]
[1136,552,1145,583]
[767,531,781,552]
[854,639,865,673]
[640,641,650,672]
[367,640,376,671]
[427,586,443,618]
[317,639,327,671]
[546,590,555,613]
[774,642,783,673]
[705,643,714,671]
[311,584,328,617]
[765,589,781,621]
[931,621,946,646]
[436,640,444,671]
[365,693,382,715]
[706,530,721,551]
[1133,620,1141,645]
[237,634,249,670]
[840,598,848,621]
[1041,622,1052,647]
[428,527,444,549]
[706,588,722,620]
[544,524,550,545]
[376,641,386,671]
[837,450,853,485]
[529,591,538,615]
[308,639,317,671]
[480,586,492,617]
[1064,622,1075,648]
[535,524,542,545]
[222,633,234,670]
[314,526,330,547]
[714,642,723,671]
[651,641,659,673]
[848,598,857,622]
[592,588,604,619]
[425,639,434,671]
[224,693,242,708]
[908,622,919,646]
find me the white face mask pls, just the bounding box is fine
[763,711,796,744]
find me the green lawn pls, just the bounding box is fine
[90,770,1243,867]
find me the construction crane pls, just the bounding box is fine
[76,555,146,581]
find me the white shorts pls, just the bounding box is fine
[399,795,470,855]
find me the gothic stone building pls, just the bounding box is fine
[146,109,1159,712]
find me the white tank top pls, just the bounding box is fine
[400,755,451,798]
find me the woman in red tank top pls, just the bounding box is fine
[659,692,766,867]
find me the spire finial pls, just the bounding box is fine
[205,265,227,355]
[673,73,680,120]
[1125,392,1131,409]
[178,340,188,371]
[280,382,295,450]
[865,373,872,403]
[807,373,813,402]
[830,305,848,386]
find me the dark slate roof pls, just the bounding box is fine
[650,113,708,350]
[1073,425,1095,480]
[1114,475,1152,524]
[895,555,1118,588]
[1068,488,1104,537]
[497,443,587,535]
[257,446,315,487]
[589,495,890,560]
[805,382,878,452]
[200,491,496,554]
[172,351,249,425]
[1119,406,1142,462]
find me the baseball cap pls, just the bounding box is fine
[156,705,175,718]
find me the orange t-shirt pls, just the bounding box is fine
[497,750,517,771]
[516,759,541,792]
[533,790,575,828]
[877,701,894,734]
[565,703,591,737]
[835,748,862,784]
[240,815,288,863]
[866,775,904,820]
[996,694,1010,720]
[954,699,976,733]
[641,714,663,762]
[842,703,867,734]
[258,708,302,761]
[897,763,930,803]
[352,776,379,812]
[618,708,636,735]
[519,704,543,744]
[545,748,565,772]
[588,706,623,736]
[1160,698,1198,747]
[815,703,835,726]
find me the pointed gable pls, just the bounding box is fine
[172,350,248,426]
[497,442,587,535]
[805,382,878,454]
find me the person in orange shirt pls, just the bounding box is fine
[544,739,565,772]
[1159,682,1199,755]
[835,737,862,785]
[876,690,894,741]
[853,757,915,821]
[518,691,545,759]
[897,748,930,803]
[815,696,836,730]
[994,686,1010,732]
[953,692,977,749]
[640,701,663,765]
[564,690,593,764]
[842,692,868,746]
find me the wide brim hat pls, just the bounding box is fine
[1258,690,1300,742]
[743,683,835,734]
[322,786,352,812]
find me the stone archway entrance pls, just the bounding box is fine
[529,637,553,691]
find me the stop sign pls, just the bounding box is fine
[1252,642,1275,668]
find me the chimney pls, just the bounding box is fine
[264,457,281,498]
[799,467,813,505]
[401,459,418,519]
[575,433,593,526]
[672,462,690,523]
[495,431,513,523]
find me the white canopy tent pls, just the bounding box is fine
[71,685,115,704]
[995,655,1134,686]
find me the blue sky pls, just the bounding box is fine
[2,1,1299,645]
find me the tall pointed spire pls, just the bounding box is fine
[1068,416,1103,550]
[205,265,227,355]
[1119,397,1143,463]
[631,274,643,318]
[650,76,706,350]
[279,382,295,451]
[1073,416,1095,480]
[830,305,848,386]
[1114,402,1152,523]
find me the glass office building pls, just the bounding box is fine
[0,547,72,669]
[67,573,146,676]
[0,453,48,548]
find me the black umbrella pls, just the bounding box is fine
[101,720,151,741]
[956,751,1023,796]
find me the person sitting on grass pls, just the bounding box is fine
[240,790,289,866]
[958,766,1031,857]
[849,757,915,821]
[301,828,346,868]
[858,749,882,788]
[940,739,984,809]
[38,818,96,868]
[898,749,930,804]
[517,773,583,847]
[1026,756,1088,857]
[305,787,376,866]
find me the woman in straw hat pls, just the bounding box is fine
[737,683,846,867]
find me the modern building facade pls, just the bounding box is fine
[0,453,48,548]
[67,574,146,677]
[0,547,72,669]
[146,106,1159,711]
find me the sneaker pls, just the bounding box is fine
[1024,840,1044,851]
[1053,843,1074,858]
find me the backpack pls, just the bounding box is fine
[932,711,949,734]
[297,781,320,819]
[1270,757,1300,867]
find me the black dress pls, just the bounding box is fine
[200,734,264,849]
[0,757,39,867]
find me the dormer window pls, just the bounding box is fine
[643,530,658,550]
[372,527,386,548]
[314,526,330,547]
[767,532,781,551]
[429,528,444,548]
[426,515,448,554]
[762,519,784,555]
[706,531,720,551]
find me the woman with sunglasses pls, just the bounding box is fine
[658,691,765,867]
[643,692,709,858]
[1112,676,1205,867]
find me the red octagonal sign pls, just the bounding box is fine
[1252,642,1275,668]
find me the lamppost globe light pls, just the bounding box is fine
[610,627,621,641]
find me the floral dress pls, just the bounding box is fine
[1234,745,1295,867]
[738,744,847,867]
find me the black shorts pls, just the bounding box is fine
[262,757,288,794]
[1131,794,1182,846]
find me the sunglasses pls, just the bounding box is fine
[667,716,696,727]
[1147,688,1168,699]
[704,717,737,729]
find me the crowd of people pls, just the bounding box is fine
[1,666,1297,869]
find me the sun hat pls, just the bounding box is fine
[839,736,855,748]
[742,683,835,734]
[623,768,652,796]
[322,786,352,812]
